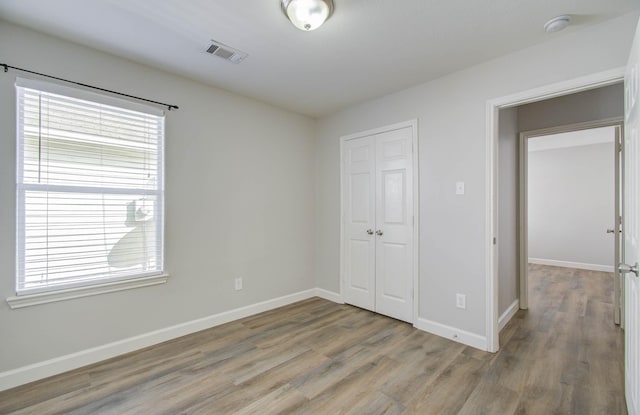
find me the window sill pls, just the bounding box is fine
[6,274,169,309]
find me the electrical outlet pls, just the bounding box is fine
[456,293,466,309]
[234,277,243,291]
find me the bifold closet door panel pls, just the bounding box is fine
[342,136,376,311]
[374,127,414,323]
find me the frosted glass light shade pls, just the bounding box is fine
[281,0,334,31]
[544,15,571,33]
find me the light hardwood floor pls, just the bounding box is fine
[0,265,625,414]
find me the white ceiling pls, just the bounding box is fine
[0,0,638,117]
[528,126,616,152]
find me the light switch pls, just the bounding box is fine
[456,181,465,195]
[456,293,466,309]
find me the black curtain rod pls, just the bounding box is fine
[1,63,179,111]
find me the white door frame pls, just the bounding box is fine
[518,119,624,311]
[485,68,624,352]
[340,119,420,323]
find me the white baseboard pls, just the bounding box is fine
[0,288,329,392]
[314,288,343,303]
[415,317,487,351]
[498,299,520,331]
[528,258,614,272]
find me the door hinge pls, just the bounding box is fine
[493,237,497,245]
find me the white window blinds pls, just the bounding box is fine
[16,78,165,295]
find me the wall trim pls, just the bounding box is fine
[1,284,501,391]
[6,274,169,309]
[314,288,344,303]
[0,288,339,392]
[415,317,488,351]
[498,299,520,331]
[528,258,614,273]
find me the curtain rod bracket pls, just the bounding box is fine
[0,62,178,111]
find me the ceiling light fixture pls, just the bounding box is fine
[544,15,571,33]
[281,0,334,31]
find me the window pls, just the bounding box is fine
[15,78,165,296]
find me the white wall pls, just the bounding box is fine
[498,108,519,317]
[518,83,624,132]
[528,138,615,269]
[315,12,639,339]
[516,84,623,274]
[0,21,316,374]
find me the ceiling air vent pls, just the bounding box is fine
[205,40,248,64]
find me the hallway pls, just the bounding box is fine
[499,264,625,413]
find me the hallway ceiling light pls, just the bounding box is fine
[544,15,571,33]
[281,0,334,31]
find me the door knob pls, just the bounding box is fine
[619,262,639,277]
[366,229,374,235]
[607,228,615,234]
[376,230,383,236]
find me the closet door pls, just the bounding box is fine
[374,127,414,322]
[342,136,376,311]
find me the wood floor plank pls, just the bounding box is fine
[307,312,394,358]
[204,349,328,414]
[287,356,401,415]
[252,307,357,350]
[514,383,575,415]
[456,381,520,415]
[0,371,90,414]
[288,345,376,399]
[402,353,488,415]
[344,391,405,415]
[228,384,308,415]
[381,335,465,404]
[0,265,625,414]
[223,343,309,385]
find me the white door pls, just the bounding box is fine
[343,136,376,311]
[342,125,415,323]
[623,17,640,415]
[375,129,414,322]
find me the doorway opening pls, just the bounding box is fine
[518,121,623,326]
[486,70,625,352]
[488,80,627,412]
